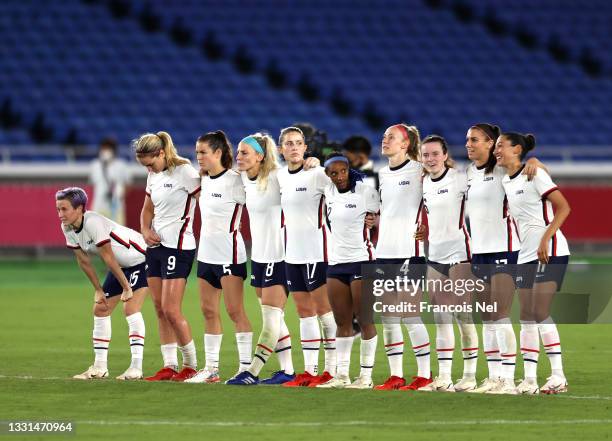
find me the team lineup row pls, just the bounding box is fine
[55,123,571,394]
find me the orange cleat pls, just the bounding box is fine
[374,375,406,390]
[400,375,433,390]
[144,367,178,382]
[307,371,334,388]
[171,367,198,382]
[282,371,317,387]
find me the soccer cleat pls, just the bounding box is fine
[316,375,351,389]
[374,375,406,390]
[226,370,259,386]
[282,371,317,388]
[346,375,373,389]
[400,375,433,390]
[116,367,143,380]
[454,377,478,392]
[307,371,334,388]
[418,376,455,392]
[261,370,295,385]
[171,367,197,382]
[73,365,108,380]
[516,378,540,395]
[184,367,221,384]
[487,378,519,395]
[467,377,500,394]
[540,375,568,395]
[144,366,178,382]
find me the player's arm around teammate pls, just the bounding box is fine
[56,187,148,381]
[135,131,200,382]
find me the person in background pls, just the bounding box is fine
[342,135,378,189]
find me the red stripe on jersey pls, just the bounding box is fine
[462,347,478,351]
[502,195,509,218]
[437,348,455,352]
[415,199,424,257]
[129,334,145,339]
[66,244,80,249]
[541,187,559,199]
[93,338,110,342]
[96,239,111,247]
[301,339,322,343]
[189,186,201,197]
[541,201,557,256]
[506,217,513,252]
[542,200,550,225]
[257,343,274,353]
[385,342,403,348]
[512,218,521,242]
[462,226,472,261]
[484,350,500,354]
[232,230,238,264]
[458,195,466,229]
[229,203,240,233]
[110,232,130,248]
[280,210,285,228]
[181,195,192,220]
[413,342,430,349]
[521,347,540,353]
[544,342,561,348]
[363,224,374,261]
[284,227,287,254]
[318,195,325,228]
[130,241,146,255]
[322,226,328,262]
[177,217,189,250]
[278,334,290,343]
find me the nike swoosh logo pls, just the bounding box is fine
[167,272,175,275]
[264,279,273,283]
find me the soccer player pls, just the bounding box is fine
[374,124,432,391]
[315,152,380,388]
[56,187,148,380]
[277,126,338,387]
[185,131,253,384]
[135,131,200,382]
[495,132,571,394]
[417,135,479,392]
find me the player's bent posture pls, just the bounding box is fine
[226,133,296,385]
[185,131,253,384]
[495,132,571,394]
[135,131,200,382]
[277,127,338,388]
[314,153,380,389]
[374,124,432,391]
[418,135,479,392]
[56,187,148,380]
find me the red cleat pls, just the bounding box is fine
[171,367,197,382]
[307,371,334,388]
[374,375,406,390]
[144,367,178,382]
[400,375,433,390]
[282,372,317,387]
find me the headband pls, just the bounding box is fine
[394,124,410,141]
[472,124,497,141]
[241,136,265,156]
[324,156,349,168]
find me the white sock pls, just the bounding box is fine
[455,313,478,379]
[249,306,281,376]
[300,316,320,376]
[382,317,404,378]
[275,312,294,375]
[161,343,178,370]
[318,312,337,376]
[403,316,430,378]
[520,320,539,380]
[204,334,222,370]
[178,340,197,369]
[126,312,145,370]
[538,317,564,378]
[359,335,378,379]
[236,332,253,372]
[434,312,454,378]
[336,336,354,378]
[495,317,517,380]
[482,321,501,379]
[93,316,111,370]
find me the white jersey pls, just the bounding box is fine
[62,211,146,268]
[242,169,284,263]
[277,165,330,264]
[198,169,247,264]
[324,181,379,265]
[146,163,200,250]
[502,166,570,264]
[422,167,471,264]
[377,159,425,259]
[466,163,520,254]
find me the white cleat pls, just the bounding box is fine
[346,375,373,389]
[418,376,455,392]
[73,365,108,380]
[185,367,221,384]
[516,378,540,395]
[116,367,143,380]
[316,375,351,389]
[454,377,477,392]
[468,377,500,394]
[487,378,519,395]
[540,375,568,395]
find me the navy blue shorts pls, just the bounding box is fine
[146,245,195,280]
[377,257,427,281]
[327,261,373,285]
[251,261,287,289]
[103,262,148,298]
[515,256,569,291]
[197,261,247,289]
[285,262,328,292]
[472,251,519,283]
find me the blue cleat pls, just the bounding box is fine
[225,370,259,386]
[261,370,295,385]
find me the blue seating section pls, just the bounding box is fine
[0,0,611,157]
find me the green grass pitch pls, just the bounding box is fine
[1,259,611,441]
